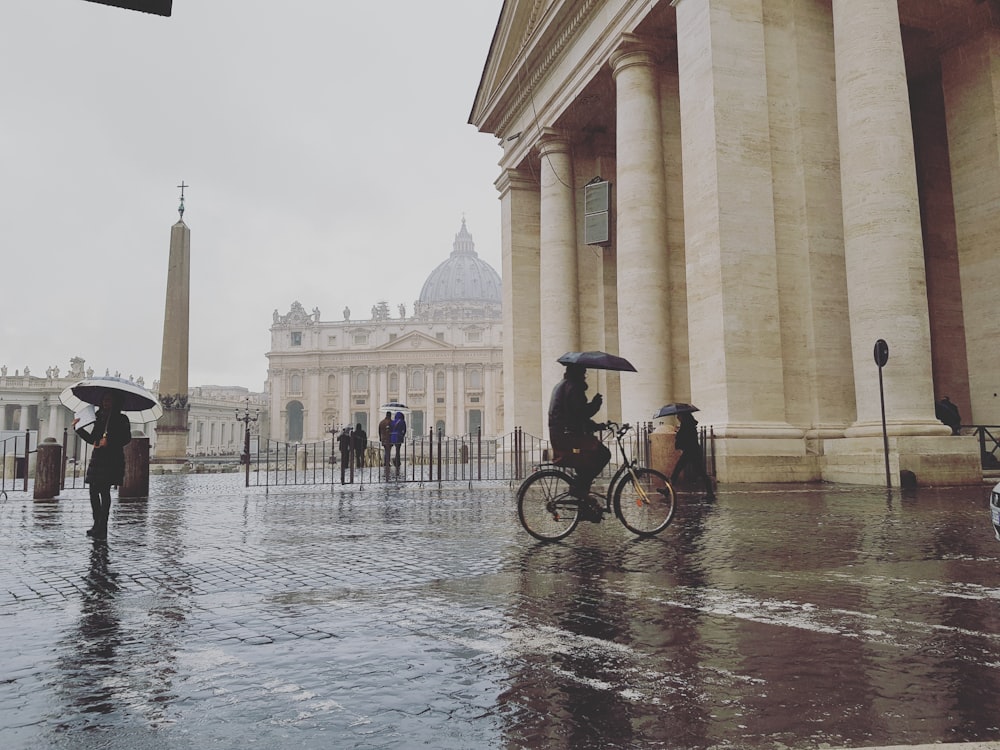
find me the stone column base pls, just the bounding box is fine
[699,432,982,486]
[710,436,818,483]
[822,435,982,486]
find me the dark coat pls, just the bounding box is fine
[77,410,131,487]
[675,414,700,452]
[378,416,393,447]
[548,376,601,438]
[351,426,367,453]
[337,430,352,456]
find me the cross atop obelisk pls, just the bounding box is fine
[177,181,188,219]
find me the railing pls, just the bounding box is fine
[701,425,716,479]
[244,423,657,490]
[0,431,31,497]
[5,422,987,497]
[965,425,1000,470]
[62,427,92,490]
[1,428,97,495]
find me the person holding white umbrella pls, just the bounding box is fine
[60,375,162,540]
[74,391,131,541]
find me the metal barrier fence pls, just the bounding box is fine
[243,423,658,490]
[0,431,31,497]
[4,423,991,497]
[1,428,103,497]
[966,425,1000,470]
[62,427,92,490]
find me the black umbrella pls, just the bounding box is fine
[59,376,163,423]
[654,403,700,418]
[557,351,637,372]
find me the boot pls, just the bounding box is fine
[93,495,112,541]
[87,493,101,536]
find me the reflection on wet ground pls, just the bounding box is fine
[1,477,999,749]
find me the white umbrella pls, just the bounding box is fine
[59,376,163,423]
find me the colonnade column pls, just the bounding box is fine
[537,130,580,432]
[367,369,378,433]
[833,0,945,436]
[485,364,497,437]
[47,402,62,440]
[455,367,466,434]
[445,366,456,435]
[377,366,388,412]
[340,368,351,428]
[941,29,1000,425]
[426,365,436,434]
[610,36,672,422]
[673,0,788,433]
[496,168,542,436]
[306,367,321,441]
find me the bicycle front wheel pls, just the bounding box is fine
[517,469,580,541]
[614,467,675,537]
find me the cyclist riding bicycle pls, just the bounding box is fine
[548,363,611,519]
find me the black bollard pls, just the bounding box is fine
[121,431,150,498]
[33,438,62,500]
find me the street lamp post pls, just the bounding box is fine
[236,397,259,487]
[327,423,337,470]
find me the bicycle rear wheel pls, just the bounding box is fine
[517,469,580,541]
[614,467,675,537]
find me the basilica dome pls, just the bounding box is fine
[416,219,501,320]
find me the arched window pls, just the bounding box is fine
[468,369,482,389]
[436,371,445,391]
[411,369,423,390]
[354,370,367,391]
[289,374,302,395]
[286,401,304,442]
[327,373,337,392]
[389,371,398,392]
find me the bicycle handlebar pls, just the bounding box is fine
[600,420,631,439]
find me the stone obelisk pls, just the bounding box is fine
[153,183,191,463]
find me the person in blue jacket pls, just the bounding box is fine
[389,411,407,470]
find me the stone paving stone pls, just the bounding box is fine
[1,477,1000,749]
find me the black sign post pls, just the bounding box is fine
[874,339,891,488]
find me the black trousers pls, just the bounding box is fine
[88,483,112,532]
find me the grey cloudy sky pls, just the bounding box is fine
[1,0,504,390]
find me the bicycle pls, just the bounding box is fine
[516,421,676,541]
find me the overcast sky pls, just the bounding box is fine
[1,0,504,391]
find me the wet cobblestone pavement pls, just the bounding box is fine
[2,475,1000,749]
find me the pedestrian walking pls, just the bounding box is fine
[74,392,131,541]
[671,411,715,499]
[337,427,353,483]
[351,423,367,468]
[378,411,393,469]
[389,411,407,471]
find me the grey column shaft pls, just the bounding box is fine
[537,132,579,431]
[611,39,671,422]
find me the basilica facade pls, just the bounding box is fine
[470,0,996,485]
[265,220,503,444]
